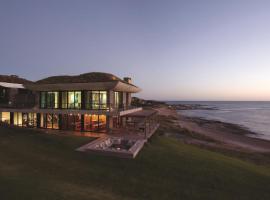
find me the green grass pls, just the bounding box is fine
[0,127,270,200]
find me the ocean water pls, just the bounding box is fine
[168,101,270,141]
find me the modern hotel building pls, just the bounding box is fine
[0,72,157,134]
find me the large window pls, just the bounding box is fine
[28,113,37,127]
[40,92,59,109]
[40,113,45,128]
[1,112,10,124]
[85,91,107,110]
[84,114,106,132]
[61,114,81,131]
[114,92,122,108]
[14,112,22,126]
[100,91,107,109]
[61,92,67,108]
[61,91,81,109]
[47,92,58,108]
[22,113,28,127]
[40,113,59,129]
[92,91,100,109]
[40,92,46,108]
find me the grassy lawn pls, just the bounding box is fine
[0,127,270,200]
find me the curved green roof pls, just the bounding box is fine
[36,72,123,84]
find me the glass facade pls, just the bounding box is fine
[6,112,107,132]
[22,113,28,127]
[114,91,122,108]
[61,91,68,108]
[41,90,108,110]
[61,114,81,131]
[61,91,81,109]
[40,113,59,129]
[40,92,46,108]
[28,113,37,127]
[14,112,22,126]
[84,114,106,132]
[1,112,10,124]
[85,91,107,110]
[9,89,121,132]
[40,91,59,109]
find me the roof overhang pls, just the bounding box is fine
[0,82,24,89]
[25,81,141,93]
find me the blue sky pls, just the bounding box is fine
[1,0,270,100]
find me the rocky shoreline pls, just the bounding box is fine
[155,105,270,154]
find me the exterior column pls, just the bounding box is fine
[59,91,62,109]
[37,113,41,128]
[81,91,85,110]
[10,112,14,125]
[58,114,62,130]
[107,115,114,132]
[81,114,84,132]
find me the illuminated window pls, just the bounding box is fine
[28,113,37,127]
[98,115,107,131]
[1,112,10,124]
[22,113,28,127]
[52,114,59,129]
[83,114,106,132]
[40,113,45,128]
[86,91,107,110]
[14,112,22,126]
[68,91,81,109]
[92,91,100,109]
[100,91,107,109]
[74,91,81,109]
[114,92,122,108]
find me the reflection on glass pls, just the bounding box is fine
[68,92,75,108]
[92,91,99,109]
[74,91,81,109]
[100,91,107,109]
[85,91,91,109]
[62,92,68,108]
[114,92,119,108]
[40,92,46,108]
[67,91,81,109]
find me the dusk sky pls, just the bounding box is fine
[1,0,270,101]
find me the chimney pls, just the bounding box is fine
[123,77,132,84]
